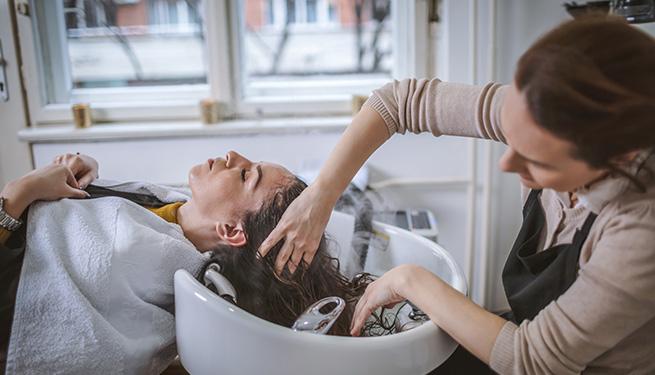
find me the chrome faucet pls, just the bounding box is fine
[203,263,237,304]
[292,296,346,335]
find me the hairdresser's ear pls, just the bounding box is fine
[215,222,247,247]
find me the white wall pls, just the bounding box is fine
[495,0,570,82]
[0,0,33,184]
[485,0,571,311]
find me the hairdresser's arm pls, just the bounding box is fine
[259,105,390,273]
[259,79,508,273]
[350,264,506,364]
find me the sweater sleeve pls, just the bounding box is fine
[363,78,508,142]
[489,201,655,374]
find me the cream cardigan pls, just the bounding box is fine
[365,78,655,374]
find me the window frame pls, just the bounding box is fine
[15,0,448,126]
[229,0,430,118]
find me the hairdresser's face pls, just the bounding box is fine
[188,151,291,224]
[499,83,607,192]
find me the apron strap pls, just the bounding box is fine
[522,189,543,218]
[571,211,598,249]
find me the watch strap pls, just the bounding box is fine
[0,197,23,231]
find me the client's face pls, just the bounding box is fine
[187,150,291,229]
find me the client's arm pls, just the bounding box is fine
[0,154,97,354]
[0,154,98,245]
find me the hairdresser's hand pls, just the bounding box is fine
[258,184,335,275]
[53,153,99,189]
[350,264,421,336]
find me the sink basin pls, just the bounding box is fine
[174,211,467,375]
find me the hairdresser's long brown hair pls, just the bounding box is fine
[198,177,368,336]
[515,16,655,189]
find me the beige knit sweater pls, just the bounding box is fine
[364,79,655,374]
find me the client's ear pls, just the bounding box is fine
[215,222,247,247]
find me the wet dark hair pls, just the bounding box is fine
[197,176,369,336]
[515,16,655,190]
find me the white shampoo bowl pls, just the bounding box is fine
[174,211,467,375]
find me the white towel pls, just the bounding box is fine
[5,192,207,374]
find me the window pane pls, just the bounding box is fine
[306,0,317,23]
[241,0,393,95]
[62,0,207,89]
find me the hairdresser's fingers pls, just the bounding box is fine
[383,302,398,309]
[259,225,285,258]
[287,260,297,275]
[301,251,315,270]
[351,282,373,328]
[288,246,306,274]
[350,299,364,336]
[274,241,294,275]
[350,298,375,337]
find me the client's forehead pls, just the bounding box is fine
[258,162,293,190]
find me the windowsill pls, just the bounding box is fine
[18,116,352,143]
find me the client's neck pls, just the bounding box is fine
[177,202,217,252]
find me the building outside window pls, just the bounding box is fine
[243,0,393,97]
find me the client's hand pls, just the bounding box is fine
[1,164,90,220]
[26,164,92,201]
[349,265,418,336]
[258,184,334,275]
[53,153,99,189]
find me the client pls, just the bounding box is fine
[0,151,368,374]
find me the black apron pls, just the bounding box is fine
[502,189,597,323]
[430,189,597,374]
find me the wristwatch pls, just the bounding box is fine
[0,197,23,231]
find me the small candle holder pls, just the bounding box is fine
[200,98,221,125]
[351,95,369,115]
[71,103,92,128]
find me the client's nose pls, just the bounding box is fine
[225,150,252,169]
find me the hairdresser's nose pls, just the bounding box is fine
[498,147,526,174]
[225,150,252,169]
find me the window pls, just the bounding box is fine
[60,0,207,90]
[240,0,393,98]
[306,0,317,23]
[16,0,466,125]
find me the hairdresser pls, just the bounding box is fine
[258,16,655,374]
